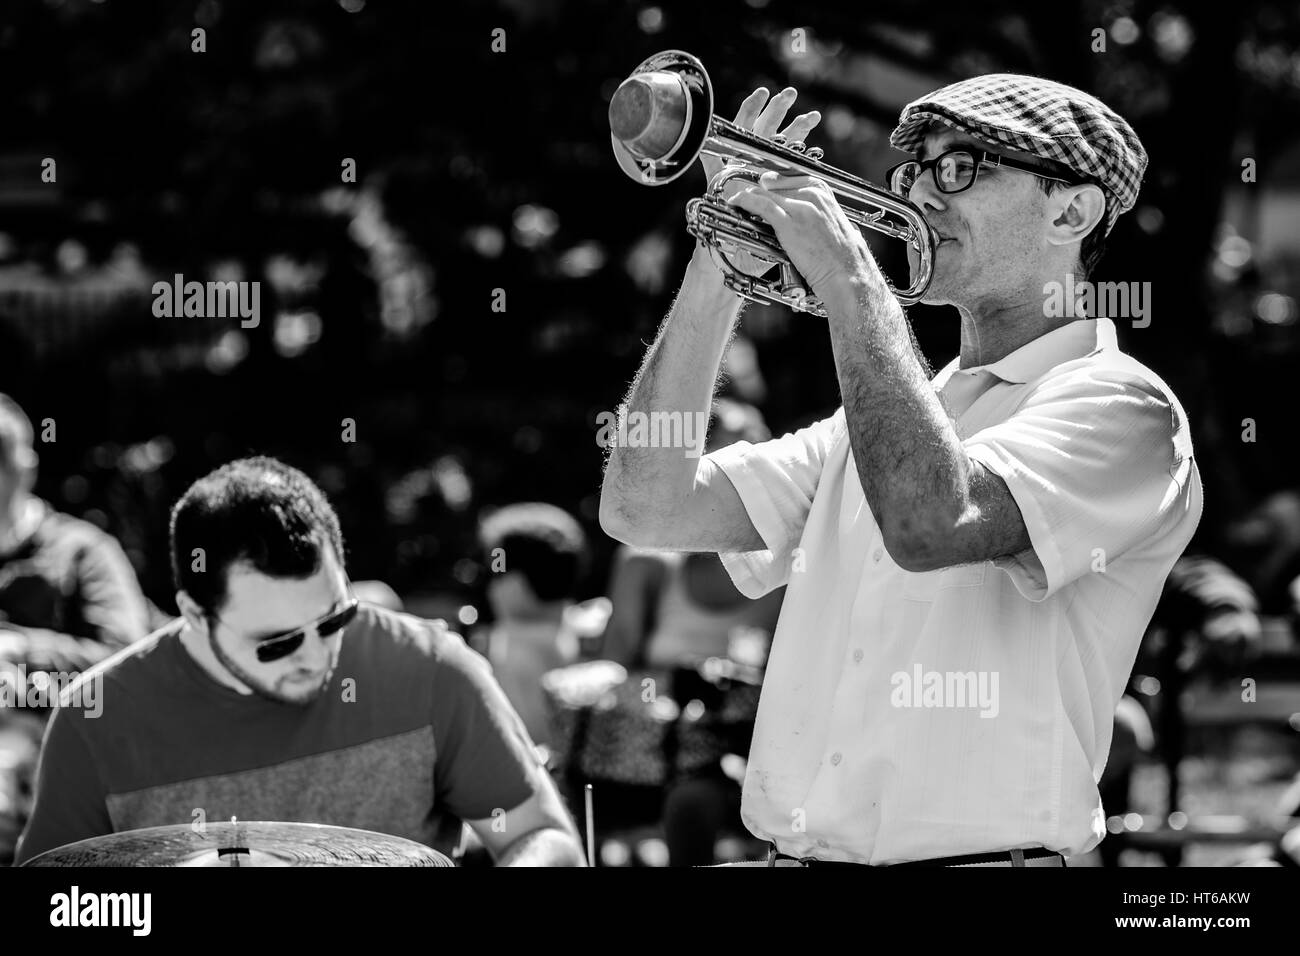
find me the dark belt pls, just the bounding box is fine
[767,844,1065,867]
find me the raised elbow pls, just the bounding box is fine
[889,542,943,573]
[600,494,683,550]
[598,493,648,547]
[598,498,633,544]
[881,520,949,573]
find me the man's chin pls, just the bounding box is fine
[268,670,333,705]
[917,283,953,307]
[910,268,952,307]
[906,251,951,305]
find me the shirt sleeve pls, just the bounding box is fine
[963,366,1197,603]
[430,635,545,823]
[707,408,847,598]
[75,530,150,649]
[14,706,113,864]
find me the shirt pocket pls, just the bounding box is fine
[901,562,988,602]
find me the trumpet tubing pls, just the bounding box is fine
[609,50,936,312]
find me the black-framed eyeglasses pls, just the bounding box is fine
[209,595,360,663]
[886,148,1085,198]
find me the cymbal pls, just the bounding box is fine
[22,820,454,867]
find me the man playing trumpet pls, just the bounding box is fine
[600,72,1201,867]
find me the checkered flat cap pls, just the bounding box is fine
[890,74,1147,235]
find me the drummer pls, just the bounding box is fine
[15,457,586,866]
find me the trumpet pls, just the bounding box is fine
[609,51,936,313]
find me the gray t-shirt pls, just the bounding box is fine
[16,604,542,863]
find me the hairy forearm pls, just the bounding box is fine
[496,827,587,867]
[823,274,972,556]
[600,245,743,531]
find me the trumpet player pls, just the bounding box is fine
[600,72,1202,867]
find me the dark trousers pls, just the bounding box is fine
[663,769,742,867]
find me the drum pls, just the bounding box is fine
[673,657,763,776]
[543,656,765,786]
[542,661,679,787]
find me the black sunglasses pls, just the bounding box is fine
[253,597,359,663]
[208,596,360,664]
[886,147,1085,197]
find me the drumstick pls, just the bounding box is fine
[584,784,595,867]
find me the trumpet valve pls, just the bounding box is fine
[778,264,807,299]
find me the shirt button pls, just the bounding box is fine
[853,649,863,663]
[830,752,842,766]
[816,839,829,849]
[872,548,883,562]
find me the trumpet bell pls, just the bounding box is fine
[608,50,713,185]
[609,50,937,309]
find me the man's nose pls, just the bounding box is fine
[907,173,948,215]
[289,626,335,666]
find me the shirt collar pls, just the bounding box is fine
[969,317,1115,384]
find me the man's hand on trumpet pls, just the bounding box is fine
[728,171,886,314]
[702,87,822,278]
[703,86,821,183]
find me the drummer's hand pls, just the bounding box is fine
[696,88,821,279]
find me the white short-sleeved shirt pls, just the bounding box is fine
[709,317,1201,864]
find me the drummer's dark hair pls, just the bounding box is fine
[479,502,588,602]
[170,456,346,615]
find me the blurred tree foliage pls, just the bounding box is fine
[0,0,1296,608]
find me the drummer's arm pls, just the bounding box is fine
[435,634,585,866]
[15,706,113,864]
[466,775,586,866]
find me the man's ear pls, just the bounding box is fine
[175,591,208,634]
[1048,183,1106,247]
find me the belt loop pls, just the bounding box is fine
[1010,848,1025,867]
[767,843,778,867]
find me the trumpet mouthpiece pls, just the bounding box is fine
[608,72,688,161]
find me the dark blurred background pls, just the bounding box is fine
[2,0,1298,865]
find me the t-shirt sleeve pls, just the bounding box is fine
[14,705,112,864]
[706,409,847,598]
[430,635,545,823]
[963,366,1198,603]
[75,530,150,649]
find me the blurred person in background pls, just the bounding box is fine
[1223,490,1300,625]
[1097,552,1261,865]
[0,393,150,671]
[17,457,584,866]
[602,399,785,866]
[0,392,149,864]
[472,502,592,754]
[1101,552,1264,866]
